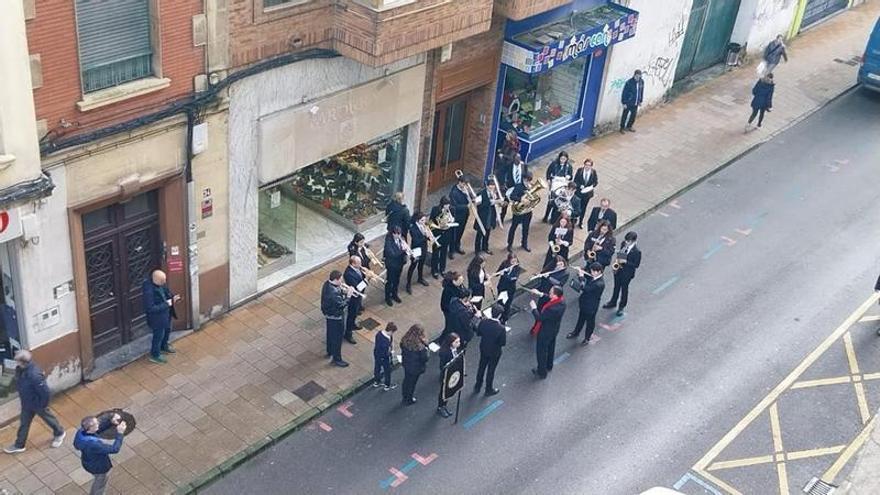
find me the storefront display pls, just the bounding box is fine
[500,57,586,138]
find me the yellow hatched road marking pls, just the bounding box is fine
[786,445,846,461]
[769,403,784,453]
[822,415,877,483]
[791,376,851,389]
[707,455,775,471]
[695,468,744,495]
[859,315,880,322]
[844,332,861,375]
[707,446,846,472]
[776,462,789,495]
[863,372,880,381]
[854,382,871,424]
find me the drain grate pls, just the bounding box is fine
[360,318,380,331]
[833,57,860,66]
[293,380,326,402]
[803,477,836,495]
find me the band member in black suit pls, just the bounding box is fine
[573,158,598,230]
[449,176,471,259]
[585,220,616,269]
[467,255,489,311]
[506,173,534,253]
[495,253,522,324]
[347,233,372,271]
[474,181,500,255]
[429,197,454,278]
[604,231,642,316]
[550,182,581,226]
[383,227,408,307]
[535,255,569,308]
[400,325,429,405]
[321,270,353,367]
[875,272,880,335]
[406,212,432,294]
[501,156,528,222]
[436,332,462,418]
[449,291,477,347]
[342,256,366,344]
[587,197,618,232]
[474,304,506,396]
[385,192,411,239]
[440,271,468,338]
[543,151,574,223]
[544,215,575,267]
[529,286,566,379]
[567,262,605,345]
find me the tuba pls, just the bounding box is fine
[511,179,546,216]
[429,206,455,231]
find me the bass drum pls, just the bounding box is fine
[549,177,568,196]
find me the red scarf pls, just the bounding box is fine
[530,296,564,336]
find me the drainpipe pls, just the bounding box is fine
[184,108,201,330]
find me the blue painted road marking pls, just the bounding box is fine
[652,276,680,295]
[463,400,504,430]
[553,352,571,366]
[702,243,724,260]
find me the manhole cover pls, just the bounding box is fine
[360,318,380,331]
[293,380,326,402]
[803,477,836,495]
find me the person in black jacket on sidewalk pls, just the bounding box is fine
[529,286,566,379]
[322,270,352,367]
[604,231,643,316]
[746,73,775,131]
[406,212,431,293]
[4,350,66,454]
[400,325,429,405]
[620,70,644,133]
[436,333,462,418]
[384,226,408,307]
[567,262,605,346]
[573,158,598,230]
[73,413,126,495]
[342,256,366,344]
[449,176,472,258]
[474,304,507,396]
[373,322,398,391]
[385,192,411,239]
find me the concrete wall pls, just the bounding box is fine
[731,0,799,54]
[593,0,694,131]
[227,55,425,304]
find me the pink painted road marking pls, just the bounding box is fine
[721,236,737,246]
[337,401,354,418]
[656,211,671,217]
[599,323,621,332]
[317,421,332,432]
[669,200,682,209]
[412,453,438,466]
[389,467,408,487]
[734,228,752,236]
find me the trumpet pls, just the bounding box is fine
[612,258,627,272]
[340,282,366,299]
[362,267,386,284]
[365,246,384,270]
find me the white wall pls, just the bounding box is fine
[731,0,799,54]
[593,0,694,131]
[227,55,425,304]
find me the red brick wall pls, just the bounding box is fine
[27,0,205,142]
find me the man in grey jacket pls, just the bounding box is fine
[763,35,789,75]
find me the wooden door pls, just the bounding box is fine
[428,95,469,192]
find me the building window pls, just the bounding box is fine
[264,0,307,8]
[258,128,407,276]
[500,57,587,138]
[75,0,154,93]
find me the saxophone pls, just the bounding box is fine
[511,179,546,216]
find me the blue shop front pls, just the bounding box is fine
[487,1,639,171]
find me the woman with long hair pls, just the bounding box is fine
[400,325,429,405]
[544,215,574,267]
[585,220,616,268]
[347,233,371,270]
[467,255,488,310]
[495,253,522,324]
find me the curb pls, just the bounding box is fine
[177,83,859,495]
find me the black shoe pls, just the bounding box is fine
[437,407,452,418]
[406,285,412,295]
[616,309,625,317]
[418,279,430,286]
[358,308,365,316]
[547,366,553,372]
[344,337,357,345]
[473,383,483,393]
[485,249,494,255]
[432,272,440,279]
[619,128,626,134]
[581,339,590,346]
[386,299,394,307]
[522,246,531,253]
[353,324,363,331]
[531,368,547,379]
[627,127,636,132]
[448,253,455,260]
[566,332,578,339]
[577,223,584,229]
[602,302,616,309]
[456,249,466,255]
[333,360,349,368]
[506,244,513,252]
[392,295,402,303]
[485,388,500,397]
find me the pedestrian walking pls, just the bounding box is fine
[529,286,566,379]
[603,231,643,316]
[3,350,66,454]
[322,270,352,368]
[474,304,506,396]
[619,70,645,133]
[143,269,180,364]
[343,256,365,344]
[384,226,408,306]
[746,73,775,131]
[567,262,605,345]
[400,324,429,406]
[495,253,522,324]
[373,322,398,391]
[73,413,126,495]
[436,333,461,418]
[760,34,788,76]
[573,158,598,230]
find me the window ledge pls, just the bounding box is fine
[76,77,171,112]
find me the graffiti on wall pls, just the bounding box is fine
[668,13,687,46]
[644,55,676,87]
[608,77,627,93]
[754,0,794,24]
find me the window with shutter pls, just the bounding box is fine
[75,0,154,93]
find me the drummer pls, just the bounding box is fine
[542,151,573,223]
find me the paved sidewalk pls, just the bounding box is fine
[1,3,877,493]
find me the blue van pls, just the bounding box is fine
[858,18,880,91]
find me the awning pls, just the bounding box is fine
[501,3,639,75]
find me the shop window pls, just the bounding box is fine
[258,128,407,275]
[500,57,587,139]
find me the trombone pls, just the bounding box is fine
[454,169,486,236]
[488,174,506,227]
[365,246,384,270]
[362,267,386,285]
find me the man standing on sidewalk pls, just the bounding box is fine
[3,350,66,454]
[322,270,352,367]
[143,270,179,364]
[620,70,644,133]
[74,413,126,495]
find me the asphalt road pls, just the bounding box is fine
[205,89,880,495]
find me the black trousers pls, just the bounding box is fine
[451,214,469,253]
[345,298,360,339]
[620,104,638,129]
[575,194,591,228]
[402,371,421,401]
[374,355,392,386]
[474,228,492,253]
[748,107,767,126]
[497,284,515,323]
[437,375,449,408]
[535,334,557,377]
[609,272,632,309]
[499,204,509,223]
[543,196,557,222]
[507,212,532,248]
[386,265,403,301]
[572,309,597,341]
[475,352,501,390]
[15,407,64,448]
[407,253,426,286]
[326,318,344,361]
[431,244,448,276]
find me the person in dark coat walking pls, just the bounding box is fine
[73,413,126,495]
[3,351,66,454]
[384,226,408,306]
[373,322,397,391]
[620,70,645,133]
[385,192,411,239]
[762,34,788,75]
[529,286,566,379]
[436,332,462,418]
[573,158,598,230]
[747,73,775,131]
[587,197,618,232]
[143,270,180,364]
[343,256,366,344]
[603,231,643,316]
[322,270,352,367]
[474,304,507,396]
[567,262,605,345]
[400,325,429,405]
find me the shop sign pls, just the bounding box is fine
[0,208,23,244]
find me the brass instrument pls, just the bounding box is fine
[553,187,573,215]
[364,246,384,270]
[612,259,627,272]
[511,178,547,216]
[550,241,561,254]
[340,282,366,299]
[362,267,386,285]
[454,169,486,236]
[429,205,455,231]
[586,249,597,261]
[487,174,506,226]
